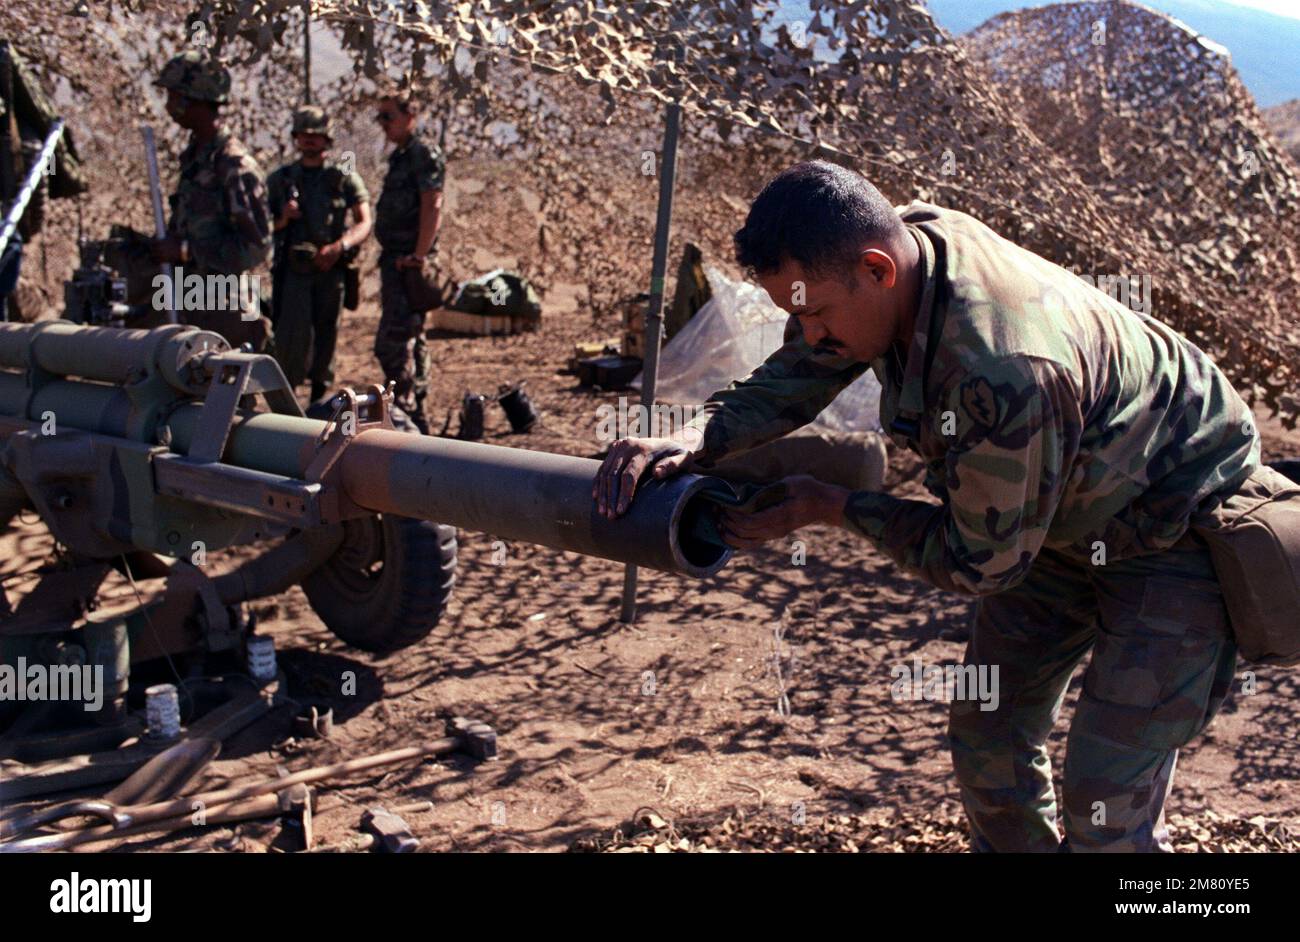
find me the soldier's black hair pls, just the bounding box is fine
[378,91,416,114]
[733,160,904,282]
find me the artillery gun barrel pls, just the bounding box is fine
[162,410,730,577]
[0,322,732,578]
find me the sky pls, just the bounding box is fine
[1218,0,1300,19]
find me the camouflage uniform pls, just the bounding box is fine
[684,201,1259,852]
[154,52,272,350]
[373,133,445,429]
[267,107,369,398]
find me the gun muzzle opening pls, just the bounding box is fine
[664,476,735,577]
[335,430,735,579]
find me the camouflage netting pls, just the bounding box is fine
[965,0,1300,426]
[0,2,309,318]
[1264,99,1300,164]
[1,0,1297,425]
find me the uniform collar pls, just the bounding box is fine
[890,224,939,438]
[181,129,229,165]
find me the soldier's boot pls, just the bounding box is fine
[948,548,1099,852]
[1058,535,1236,852]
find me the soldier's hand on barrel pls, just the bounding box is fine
[150,236,184,264]
[720,474,848,549]
[280,199,302,224]
[394,253,425,271]
[594,434,699,520]
[314,240,343,271]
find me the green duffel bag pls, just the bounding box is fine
[447,269,541,321]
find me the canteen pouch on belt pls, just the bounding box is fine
[1191,465,1300,666]
[402,263,445,314]
[288,242,318,276]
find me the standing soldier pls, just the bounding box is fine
[150,50,272,350]
[597,160,1280,853]
[268,106,372,403]
[372,89,445,434]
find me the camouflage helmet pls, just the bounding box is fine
[154,50,231,105]
[291,106,331,139]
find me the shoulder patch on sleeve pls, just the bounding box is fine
[959,376,999,431]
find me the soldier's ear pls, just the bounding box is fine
[859,248,897,289]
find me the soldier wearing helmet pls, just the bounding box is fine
[267,106,372,403]
[149,50,273,350]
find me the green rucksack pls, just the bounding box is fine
[446,269,541,321]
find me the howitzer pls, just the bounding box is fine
[0,323,733,755]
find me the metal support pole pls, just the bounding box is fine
[0,121,62,270]
[620,101,682,623]
[303,0,312,104]
[1,118,61,322]
[140,125,176,324]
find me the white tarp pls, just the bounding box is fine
[634,266,883,433]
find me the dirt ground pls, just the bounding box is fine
[3,225,1300,853]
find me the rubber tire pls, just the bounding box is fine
[302,514,457,653]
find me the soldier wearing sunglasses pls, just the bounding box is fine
[371,91,445,435]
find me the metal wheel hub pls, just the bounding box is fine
[330,516,386,581]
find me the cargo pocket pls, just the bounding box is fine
[1080,573,1234,752]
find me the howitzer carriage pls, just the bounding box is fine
[0,320,731,791]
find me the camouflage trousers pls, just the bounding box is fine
[274,267,344,394]
[376,254,431,427]
[948,531,1237,852]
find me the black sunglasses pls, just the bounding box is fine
[375,111,398,124]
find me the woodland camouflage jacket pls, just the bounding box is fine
[374,134,445,255]
[168,130,271,276]
[685,202,1261,596]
